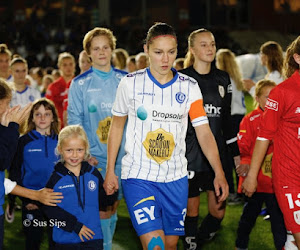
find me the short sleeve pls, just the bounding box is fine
[112,77,129,117]
[258,87,282,140]
[188,83,208,127]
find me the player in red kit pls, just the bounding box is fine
[242,36,300,248]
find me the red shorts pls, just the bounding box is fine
[275,184,300,233]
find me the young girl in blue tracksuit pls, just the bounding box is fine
[43,125,116,250]
[9,98,60,250]
[0,79,32,249]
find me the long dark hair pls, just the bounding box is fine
[26,98,60,134]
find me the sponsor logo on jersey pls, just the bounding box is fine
[87,88,102,92]
[127,71,145,77]
[58,184,75,189]
[97,116,112,143]
[137,92,155,96]
[116,73,125,80]
[88,180,96,191]
[175,92,186,104]
[250,113,261,121]
[204,104,221,117]
[78,76,91,85]
[137,106,148,120]
[218,85,225,98]
[143,128,175,164]
[101,102,113,109]
[266,98,278,111]
[28,149,42,152]
[295,107,300,114]
[152,110,183,121]
[134,205,155,225]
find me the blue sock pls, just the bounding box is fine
[101,218,112,250]
[110,212,118,237]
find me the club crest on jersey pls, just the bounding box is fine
[137,106,148,120]
[266,98,278,111]
[29,95,35,102]
[175,92,186,104]
[218,85,225,98]
[88,180,96,191]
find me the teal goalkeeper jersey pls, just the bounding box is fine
[68,67,127,169]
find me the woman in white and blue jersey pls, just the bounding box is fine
[104,23,228,250]
[67,27,127,250]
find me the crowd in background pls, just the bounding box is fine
[0,18,299,249]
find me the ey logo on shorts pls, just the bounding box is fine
[133,196,156,225]
[134,206,156,225]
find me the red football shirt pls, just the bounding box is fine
[238,107,273,193]
[45,76,68,128]
[258,71,300,188]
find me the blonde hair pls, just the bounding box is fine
[184,28,213,68]
[0,78,12,100]
[216,49,244,91]
[57,52,75,68]
[10,56,28,68]
[283,36,300,79]
[260,41,283,76]
[56,125,90,162]
[255,79,276,98]
[0,44,12,58]
[83,27,116,55]
[112,48,129,70]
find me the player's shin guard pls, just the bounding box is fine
[110,212,118,237]
[183,216,198,250]
[101,218,112,250]
[197,213,223,242]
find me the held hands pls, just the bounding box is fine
[241,175,257,197]
[1,103,32,127]
[103,171,119,195]
[37,188,63,206]
[78,225,95,242]
[213,173,229,202]
[236,164,250,177]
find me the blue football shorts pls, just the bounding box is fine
[121,177,188,236]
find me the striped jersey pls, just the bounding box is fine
[10,85,41,108]
[112,68,208,183]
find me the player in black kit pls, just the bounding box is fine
[180,28,239,250]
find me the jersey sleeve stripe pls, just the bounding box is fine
[112,109,128,116]
[191,117,209,127]
[257,136,270,141]
[226,137,237,144]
